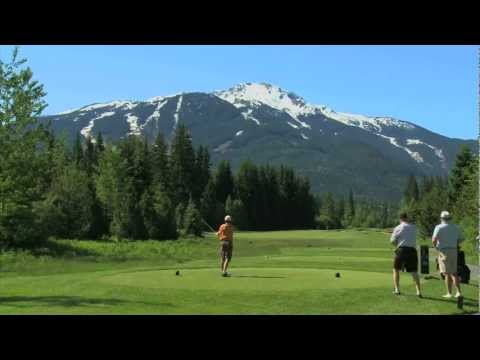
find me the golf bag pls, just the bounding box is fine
[457,251,470,284]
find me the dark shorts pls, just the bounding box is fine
[220,241,233,261]
[393,247,418,272]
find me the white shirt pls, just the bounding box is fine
[432,222,464,250]
[390,222,416,248]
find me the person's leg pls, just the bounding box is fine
[451,273,462,297]
[222,259,229,273]
[443,272,453,297]
[393,269,400,293]
[411,272,421,296]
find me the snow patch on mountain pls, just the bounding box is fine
[214,140,232,153]
[301,133,309,140]
[80,111,116,138]
[57,108,80,115]
[77,100,137,113]
[407,138,447,167]
[241,109,261,125]
[126,113,141,136]
[320,107,415,133]
[173,95,183,130]
[235,130,244,136]
[215,82,315,129]
[147,92,183,103]
[287,122,299,129]
[378,134,424,163]
[143,99,169,129]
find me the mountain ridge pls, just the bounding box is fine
[40,82,477,201]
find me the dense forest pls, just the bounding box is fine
[1,48,477,255]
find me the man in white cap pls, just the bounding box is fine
[432,211,465,299]
[217,215,234,277]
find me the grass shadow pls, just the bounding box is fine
[0,296,175,309]
[234,275,286,279]
[420,295,478,307]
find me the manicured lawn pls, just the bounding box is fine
[0,229,477,314]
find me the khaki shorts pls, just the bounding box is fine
[438,249,457,274]
[220,241,233,261]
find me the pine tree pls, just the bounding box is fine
[448,146,474,207]
[175,202,187,230]
[215,160,235,205]
[96,132,105,153]
[183,198,203,237]
[343,189,355,227]
[225,196,248,230]
[415,179,447,239]
[84,135,96,175]
[403,175,419,203]
[73,132,84,167]
[169,125,196,206]
[321,193,337,229]
[200,178,224,229]
[151,132,170,196]
[236,161,260,230]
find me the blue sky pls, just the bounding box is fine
[0,45,477,139]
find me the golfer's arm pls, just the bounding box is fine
[432,236,438,247]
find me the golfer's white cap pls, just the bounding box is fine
[440,211,451,219]
[225,215,232,222]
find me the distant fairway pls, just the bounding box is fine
[0,230,478,314]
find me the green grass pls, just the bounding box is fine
[0,229,478,314]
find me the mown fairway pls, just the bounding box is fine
[0,230,478,314]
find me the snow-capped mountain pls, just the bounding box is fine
[40,82,476,200]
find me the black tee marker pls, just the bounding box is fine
[176,270,180,276]
[335,272,340,278]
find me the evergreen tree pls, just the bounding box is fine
[175,202,187,230]
[324,192,337,228]
[95,132,105,154]
[448,145,474,207]
[140,186,177,240]
[225,196,248,230]
[192,145,211,203]
[169,125,196,206]
[183,198,203,237]
[151,132,170,196]
[215,160,235,205]
[84,136,96,175]
[236,161,260,230]
[0,47,50,247]
[200,178,224,229]
[415,180,447,239]
[403,175,419,203]
[37,164,94,239]
[73,132,84,167]
[343,189,355,227]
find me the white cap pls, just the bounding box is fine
[225,215,232,222]
[440,211,451,219]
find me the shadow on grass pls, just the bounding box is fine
[234,275,286,279]
[0,296,175,309]
[420,295,478,307]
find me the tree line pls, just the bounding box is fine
[314,190,399,230]
[398,146,478,254]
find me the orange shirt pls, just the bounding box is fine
[217,223,233,242]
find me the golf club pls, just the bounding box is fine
[201,218,216,233]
